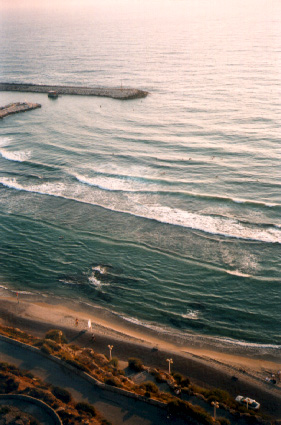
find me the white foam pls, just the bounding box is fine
[120,315,166,333]
[226,270,252,278]
[1,176,281,244]
[181,310,200,320]
[92,265,106,274]
[58,279,76,285]
[75,173,153,192]
[0,136,12,147]
[0,149,31,162]
[88,273,103,287]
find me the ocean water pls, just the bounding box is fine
[0,0,281,357]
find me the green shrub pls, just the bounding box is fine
[45,329,67,344]
[181,377,190,386]
[105,377,120,387]
[167,399,214,425]
[59,352,72,362]
[101,420,113,425]
[52,386,72,403]
[206,388,231,404]
[30,421,39,425]
[128,357,143,372]
[0,363,22,376]
[154,372,166,383]
[40,344,52,355]
[27,388,57,406]
[0,406,10,414]
[24,371,34,379]
[140,381,159,394]
[218,418,230,425]
[44,339,61,352]
[173,372,183,385]
[5,377,19,393]
[33,340,44,348]
[65,358,89,372]
[75,402,96,417]
[0,362,9,371]
[144,391,151,398]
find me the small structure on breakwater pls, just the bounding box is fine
[0,102,41,119]
[0,83,148,100]
[48,90,58,99]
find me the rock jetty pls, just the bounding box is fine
[0,83,148,100]
[0,102,41,119]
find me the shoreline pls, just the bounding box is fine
[1,296,281,417]
[0,82,148,100]
[0,296,280,384]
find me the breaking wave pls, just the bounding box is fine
[0,149,31,162]
[1,176,281,244]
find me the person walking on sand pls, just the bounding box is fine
[16,292,19,303]
[88,319,92,331]
[75,318,79,327]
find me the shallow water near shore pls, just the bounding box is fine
[0,1,281,357]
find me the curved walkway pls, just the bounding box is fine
[0,338,186,425]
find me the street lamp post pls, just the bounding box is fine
[108,344,113,360]
[211,401,219,420]
[166,358,173,374]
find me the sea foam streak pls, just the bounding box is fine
[1,177,281,244]
[73,173,279,208]
[0,137,13,147]
[75,173,148,192]
[0,149,31,162]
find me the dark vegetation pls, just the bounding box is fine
[128,357,144,372]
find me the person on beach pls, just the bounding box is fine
[16,292,19,303]
[75,318,78,327]
[88,319,92,331]
[91,333,95,341]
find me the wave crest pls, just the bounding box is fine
[0,149,31,162]
[1,176,281,244]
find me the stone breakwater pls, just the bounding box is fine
[0,83,148,100]
[0,102,41,119]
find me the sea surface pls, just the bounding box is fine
[0,0,281,358]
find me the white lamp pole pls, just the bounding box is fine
[166,358,173,374]
[108,345,113,360]
[211,401,219,420]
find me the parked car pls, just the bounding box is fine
[235,395,260,410]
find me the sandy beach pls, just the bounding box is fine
[0,295,280,418]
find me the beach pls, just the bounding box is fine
[0,295,280,418]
